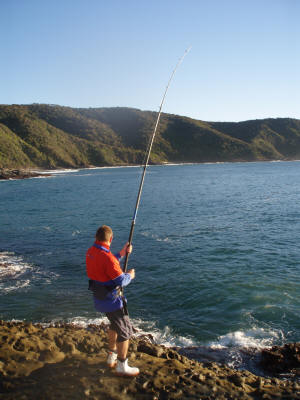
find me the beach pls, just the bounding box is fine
[0,320,299,399]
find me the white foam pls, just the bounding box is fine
[3,280,31,292]
[160,162,198,166]
[65,318,288,355]
[31,169,79,174]
[59,315,197,348]
[137,323,196,347]
[66,316,107,327]
[0,252,33,292]
[210,327,283,350]
[86,165,140,170]
[32,175,53,179]
[58,316,282,350]
[0,252,32,278]
[141,231,175,243]
[0,251,59,293]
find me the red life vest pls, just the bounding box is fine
[86,241,123,282]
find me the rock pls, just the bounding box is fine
[0,168,51,180]
[137,341,165,357]
[0,321,299,399]
[228,374,245,387]
[191,373,204,383]
[39,349,65,363]
[260,343,300,373]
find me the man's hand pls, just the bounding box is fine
[128,269,135,279]
[120,242,132,257]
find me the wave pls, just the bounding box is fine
[45,315,197,348]
[86,166,141,170]
[31,169,80,174]
[58,316,282,352]
[140,231,175,243]
[0,251,59,293]
[0,252,33,292]
[209,327,283,350]
[178,327,285,374]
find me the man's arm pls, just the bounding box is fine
[106,254,135,287]
[114,243,132,261]
[112,270,135,287]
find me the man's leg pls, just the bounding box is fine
[115,337,139,376]
[106,309,139,376]
[107,329,118,368]
[116,339,129,360]
[108,329,117,352]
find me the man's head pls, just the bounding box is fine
[96,225,113,243]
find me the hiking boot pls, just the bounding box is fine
[115,358,139,377]
[107,351,117,368]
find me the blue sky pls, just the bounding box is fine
[1,0,299,121]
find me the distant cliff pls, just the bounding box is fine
[1,104,300,168]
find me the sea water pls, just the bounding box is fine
[1,162,299,369]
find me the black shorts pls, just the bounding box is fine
[105,307,133,343]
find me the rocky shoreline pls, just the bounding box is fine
[2,161,300,181]
[0,168,51,180]
[0,321,299,399]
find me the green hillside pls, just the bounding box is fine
[1,104,300,169]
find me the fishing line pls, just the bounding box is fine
[123,47,191,272]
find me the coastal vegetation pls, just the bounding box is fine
[1,104,300,169]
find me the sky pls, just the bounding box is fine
[1,0,299,122]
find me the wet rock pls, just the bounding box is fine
[260,343,300,373]
[137,341,164,357]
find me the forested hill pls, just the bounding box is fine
[1,104,300,169]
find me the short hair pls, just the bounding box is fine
[96,225,113,242]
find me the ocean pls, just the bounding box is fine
[1,162,299,371]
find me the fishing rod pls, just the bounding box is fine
[123,47,191,272]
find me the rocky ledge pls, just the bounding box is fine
[0,169,50,180]
[0,320,299,399]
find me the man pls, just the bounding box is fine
[86,225,139,377]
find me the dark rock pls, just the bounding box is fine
[191,373,203,383]
[0,168,50,180]
[163,349,181,360]
[260,343,300,373]
[228,374,245,387]
[137,341,164,358]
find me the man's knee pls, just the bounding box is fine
[116,332,131,343]
[106,308,134,343]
